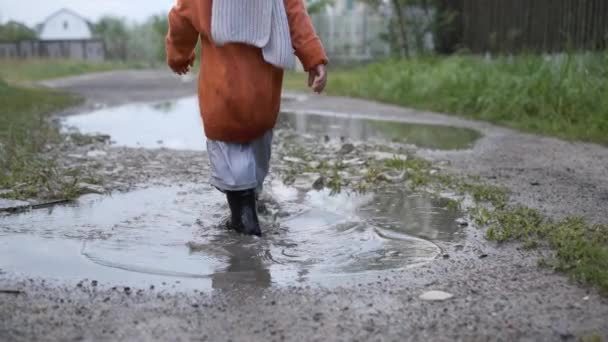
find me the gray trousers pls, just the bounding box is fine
[207,130,273,192]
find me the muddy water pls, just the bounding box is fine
[63,97,480,151]
[1,98,473,290]
[0,181,463,290]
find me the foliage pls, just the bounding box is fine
[307,0,336,14]
[0,21,37,42]
[484,208,608,294]
[93,16,130,61]
[357,0,439,56]
[92,14,182,63]
[0,80,84,200]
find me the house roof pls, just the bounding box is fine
[40,8,93,27]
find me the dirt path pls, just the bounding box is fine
[1,70,607,341]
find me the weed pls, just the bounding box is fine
[483,207,608,294]
[0,81,84,200]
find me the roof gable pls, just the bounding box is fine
[41,8,92,26]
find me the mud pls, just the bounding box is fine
[1,70,607,341]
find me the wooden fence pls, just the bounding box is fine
[454,0,608,53]
[0,40,105,61]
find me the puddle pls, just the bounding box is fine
[14,97,475,290]
[278,111,481,150]
[0,182,464,290]
[64,97,480,151]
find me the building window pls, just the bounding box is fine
[63,21,69,30]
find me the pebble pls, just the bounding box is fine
[312,176,325,191]
[77,183,105,195]
[456,218,469,226]
[419,290,454,301]
[283,156,304,164]
[86,150,107,158]
[338,143,355,155]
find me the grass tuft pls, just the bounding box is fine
[0,80,83,200]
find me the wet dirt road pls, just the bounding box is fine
[1,70,607,341]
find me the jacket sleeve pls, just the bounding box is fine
[285,0,329,71]
[166,0,199,71]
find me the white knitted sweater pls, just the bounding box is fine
[211,0,295,70]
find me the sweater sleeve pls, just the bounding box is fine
[166,0,199,71]
[285,0,329,71]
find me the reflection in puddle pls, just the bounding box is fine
[63,97,480,151]
[278,111,481,150]
[64,97,206,150]
[0,183,463,290]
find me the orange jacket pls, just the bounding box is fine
[166,0,328,143]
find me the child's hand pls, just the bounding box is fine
[171,53,195,75]
[308,64,327,94]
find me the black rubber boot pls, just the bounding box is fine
[226,189,262,236]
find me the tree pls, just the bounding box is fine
[93,16,129,61]
[0,21,36,42]
[358,0,455,56]
[307,0,335,14]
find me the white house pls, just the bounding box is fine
[38,9,93,41]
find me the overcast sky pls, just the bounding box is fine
[0,0,174,26]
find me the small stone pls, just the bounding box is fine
[442,254,450,259]
[312,312,324,322]
[86,150,107,158]
[419,290,454,301]
[377,171,407,183]
[283,156,304,164]
[338,143,355,155]
[343,158,364,166]
[307,161,321,169]
[91,280,98,287]
[455,218,469,227]
[312,176,325,191]
[478,254,488,259]
[77,183,105,195]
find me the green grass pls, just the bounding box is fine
[484,208,608,294]
[285,53,608,145]
[0,58,141,199]
[0,58,150,83]
[0,79,84,200]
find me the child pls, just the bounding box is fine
[166,0,328,236]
